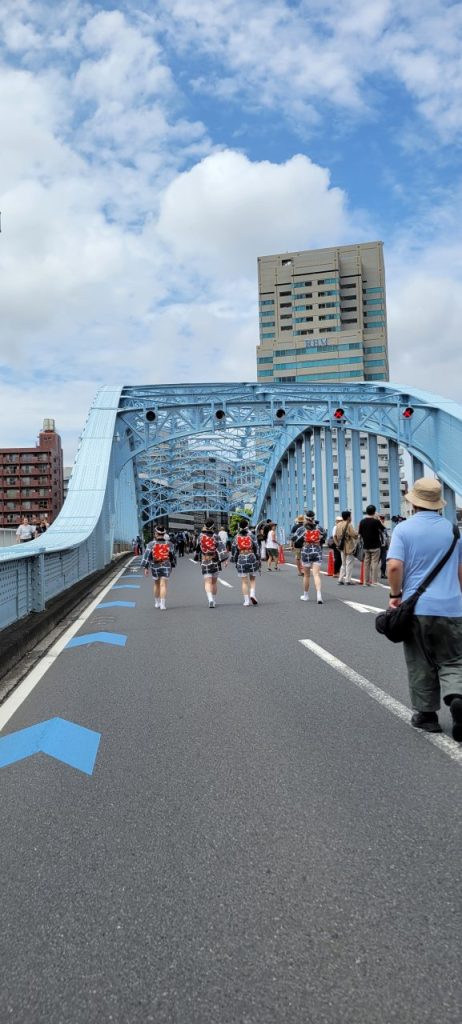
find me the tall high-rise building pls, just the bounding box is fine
[256,242,400,518]
[257,241,388,384]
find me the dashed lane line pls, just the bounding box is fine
[299,639,462,766]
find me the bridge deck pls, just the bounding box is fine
[1,556,461,1024]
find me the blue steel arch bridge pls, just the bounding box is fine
[1,381,461,629]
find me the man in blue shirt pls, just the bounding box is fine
[387,478,462,739]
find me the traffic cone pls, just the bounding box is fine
[359,560,365,584]
[278,545,285,565]
[327,549,335,576]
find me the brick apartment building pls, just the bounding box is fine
[0,419,64,529]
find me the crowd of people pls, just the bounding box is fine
[15,514,50,542]
[139,479,462,742]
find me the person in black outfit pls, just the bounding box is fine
[358,504,386,585]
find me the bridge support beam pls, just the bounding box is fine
[313,428,324,524]
[304,431,313,513]
[368,434,380,509]
[412,456,425,481]
[337,428,347,512]
[389,440,401,520]
[324,429,335,532]
[288,448,297,527]
[296,439,304,515]
[351,430,363,524]
[443,483,457,523]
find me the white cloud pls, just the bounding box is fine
[157,150,354,279]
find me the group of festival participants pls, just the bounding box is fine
[141,511,330,610]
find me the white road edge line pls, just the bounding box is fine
[0,558,138,733]
[299,639,462,766]
[218,579,233,588]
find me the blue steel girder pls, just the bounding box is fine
[110,382,462,527]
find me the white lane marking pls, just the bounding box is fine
[343,600,383,614]
[189,558,197,564]
[0,560,136,733]
[299,639,462,766]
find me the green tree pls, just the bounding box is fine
[228,508,253,536]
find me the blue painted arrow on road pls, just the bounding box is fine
[0,718,101,775]
[112,584,140,590]
[98,601,136,609]
[66,632,127,648]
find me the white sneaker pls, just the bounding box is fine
[243,598,250,606]
[160,601,166,610]
[154,599,161,608]
[300,593,309,601]
[209,600,216,608]
[317,595,323,605]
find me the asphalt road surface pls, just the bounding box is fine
[1,554,461,1024]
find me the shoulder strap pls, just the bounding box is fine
[414,524,460,598]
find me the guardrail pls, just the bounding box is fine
[0,530,17,548]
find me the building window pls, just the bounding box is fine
[365,320,385,328]
[281,326,292,331]
[260,299,275,307]
[279,290,291,296]
[257,357,273,363]
[261,332,275,339]
[281,258,292,266]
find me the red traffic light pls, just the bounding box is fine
[402,407,414,418]
[333,408,345,420]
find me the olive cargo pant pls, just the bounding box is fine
[403,615,462,711]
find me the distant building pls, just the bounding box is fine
[63,466,73,501]
[0,419,64,528]
[256,242,402,520]
[257,241,388,382]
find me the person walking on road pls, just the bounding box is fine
[196,518,227,609]
[387,478,462,739]
[295,512,323,604]
[231,518,261,606]
[358,504,385,585]
[333,510,358,586]
[142,526,176,610]
[266,522,279,571]
[291,514,305,576]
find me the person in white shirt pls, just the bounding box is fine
[16,517,35,543]
[266,523,279,571]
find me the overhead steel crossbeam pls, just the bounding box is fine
[113,382,462,528]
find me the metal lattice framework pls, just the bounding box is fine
[1,381,461,629]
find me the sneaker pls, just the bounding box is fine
[250,596,258,605]
[411,711,442,733]
[300,593,309,601]
[209,600,216,609]
[243,598,250,606]
[338,580,344,586]
[449,697,462,742]
[317,596,323,605]
[154,599,161,608]
[346,581,354,585]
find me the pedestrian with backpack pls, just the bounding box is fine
[231,518,261,606]
[294,512,324,604]
[142,526,176,610]
[196,518,228,609]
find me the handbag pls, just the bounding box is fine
[375,525,460,644]
[353,536,364,561]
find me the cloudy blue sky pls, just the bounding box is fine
[1,0,462,462]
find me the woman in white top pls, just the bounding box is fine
[266,523,279,571]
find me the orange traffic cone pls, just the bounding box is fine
[278,544,285,565]
[327,549,335,576]
[359,560,365,584]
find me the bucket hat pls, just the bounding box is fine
[296,515,305,523]
[404,477,446,510]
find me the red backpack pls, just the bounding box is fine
[237,533,252,553]
[153,542,169,562]
[304,528,321,545]
[200,533,217,556]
